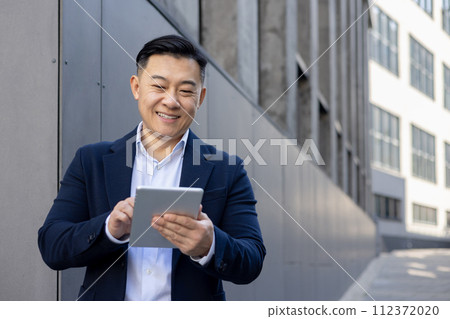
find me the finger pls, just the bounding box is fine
[157,225,189,246]
[157,219,192,237]
[197,212,210,221]
[163,213,197,230]
[125,197,135,208]
[197,204,203,219]
[120,201,134,219]
[109,209,133,233]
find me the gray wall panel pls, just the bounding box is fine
[101,0,178,141]
[0,0,58,300]
[60,0,103,301]
[246,115,285,300]
[61,0,102,171]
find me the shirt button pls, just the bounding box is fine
[146,269,152,275]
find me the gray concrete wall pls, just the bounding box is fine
[154,0,199,41]
[0,0,58,300]
[258,0,288,130]
[200,0,238,81]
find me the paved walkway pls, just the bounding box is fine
[341,249,450,301]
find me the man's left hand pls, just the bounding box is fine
[151,207,214,257]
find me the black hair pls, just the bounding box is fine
[136,34,207,83]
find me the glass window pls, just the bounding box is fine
[410,36,434,98]
[370,105,400,171]
[446,142,450,188]
[447,211,450,228]
[413,203,437,225]
[413,0,434,16]
[375,194,401,221]
[443,0,450,33]
[444,64,450,110]
[411,125,436,182]
[370,6,399,74]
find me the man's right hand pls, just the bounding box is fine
[107,197,135,240]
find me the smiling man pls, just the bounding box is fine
[38,35,265,301]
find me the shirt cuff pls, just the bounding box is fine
[105,215,130,244]
[190,230,215,266]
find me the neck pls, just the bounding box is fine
[140,127,183,162]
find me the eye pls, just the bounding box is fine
[152,85,166,90]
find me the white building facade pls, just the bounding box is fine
[369,0,450,250]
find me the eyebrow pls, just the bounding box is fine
[150,75,197,88]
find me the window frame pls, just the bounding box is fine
[370,6,399,75]
[374,194,402,221]
[412,203,437,225]
[444,64,450,110]
[447,211,450,228]
[413,0,434,17]
[370,105,401,171]
[410,36,435,99]
[442,0,450,34]
[445,142,450,188]
[411,125,436,183]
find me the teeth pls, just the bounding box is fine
[157,112,178,119]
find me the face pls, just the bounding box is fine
[130,54,206,145]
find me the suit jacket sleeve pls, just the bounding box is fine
[196,157,266,284]
[38,147,126,270]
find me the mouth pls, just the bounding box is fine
[156,112,180,120]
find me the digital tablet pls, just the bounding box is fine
[129,186,204,248]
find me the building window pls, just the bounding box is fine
[413,0,434,16]
[447,211,450,227]
[374,194,401,221]
[410,36,434,98]
[412,125,436,182]
[446,142,450,187]
[370,6,399,74]
[445,64,450,110]
[371,105,400,171]
[443,0,450,33]
[413,203,437,225]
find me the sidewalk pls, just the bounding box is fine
[341,249,450,301]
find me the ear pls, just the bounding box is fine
[197,87,206,109]
[130,75,140,100]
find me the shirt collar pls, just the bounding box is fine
[135,121,189,163]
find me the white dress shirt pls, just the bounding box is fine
[105,122,215,300]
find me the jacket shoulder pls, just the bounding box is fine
[73,142,114,164]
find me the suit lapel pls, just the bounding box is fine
[103,129,137,209]
[172,131,214,274]
[179,131,214,189]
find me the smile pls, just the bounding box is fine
[157,112,180,119]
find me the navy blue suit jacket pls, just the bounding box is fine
[38,128,265,301]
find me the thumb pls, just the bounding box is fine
[196,204,203,219]
[198,212,210,222]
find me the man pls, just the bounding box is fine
[38,35,265,301]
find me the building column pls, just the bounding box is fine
[339,0,349,194]
[237,0,259,103]
[329,0,338,183]
[310,0,319,144]
[285,0,298,137]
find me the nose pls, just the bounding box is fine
[161,88,181,109]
